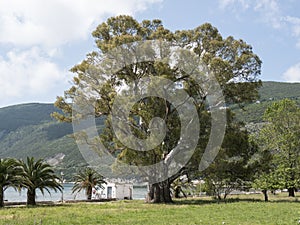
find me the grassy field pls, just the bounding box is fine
[1,194,300,225]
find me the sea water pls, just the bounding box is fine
[4,183,148,202]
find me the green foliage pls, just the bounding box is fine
[232,101,273,123]
[202,111,257,200]
[259,81,300,101]
[53,15,262,203]
[0,85,298,184]
[0,103,89,181]
[0,158,23,207]
[20,157,62,205]
[252,172,282,192]
[0,158,22,189]
[0,103,58,132]
[232,81,300,123]
[253,99,300,198]
[72,167,106,200]
[0,82,298,180]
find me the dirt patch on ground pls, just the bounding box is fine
[0,215,14,219]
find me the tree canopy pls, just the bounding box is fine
[20,157,62,205]
[72,167,106,200]
[0,158,23,207]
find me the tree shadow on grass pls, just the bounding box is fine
[173,198,259,206]
[4,202,73,208]
[26,203,74,208]
[172,196,300,205]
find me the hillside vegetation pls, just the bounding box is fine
[0,103,86,180]
[232,81,300,123]
[0,81,299,179]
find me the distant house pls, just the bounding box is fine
[93,182,133,200]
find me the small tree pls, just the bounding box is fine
[72,167,106,200]
[0,158,23,207]
[255,99,300,197]
[252,171,282,202]
[202,111,257,200]
[20,157,62,206]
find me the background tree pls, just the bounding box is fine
[72,167,106,200]
[20,157,62,206]
[0,158,23,207]
[200,111,257,200]
[53,15,262,203]
[254,99,300,197]
[252,169,283,201]
[249,124,278,202]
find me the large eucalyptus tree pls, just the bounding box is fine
[53,15,261,203]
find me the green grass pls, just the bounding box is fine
[1,195,300,225]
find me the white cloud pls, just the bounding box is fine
[283,63,300,82]
[218,0,300,48]
[253,0,281,29]
[219,0,249,10]
[219,0,282,28]
[0,0,162,107]
[0,47,68,106]
[0,0,162,48]
[283,16,300,48]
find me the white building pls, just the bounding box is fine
[93,182,133,200]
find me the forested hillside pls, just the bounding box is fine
[0,103,86,180]
[232,81,300,123]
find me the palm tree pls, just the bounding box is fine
[20,157,62,205]
[0,158,23,207]
[72,167,106,200]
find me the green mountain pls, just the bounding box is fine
[0,103,87,180]
[0,82,299,179]
[232,81,300,123]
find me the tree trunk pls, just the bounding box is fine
[146,181,173,203]
[27,189,36,205]
[87,187,92,200]
[153,183,160,203]
[163,182,172,202]
[223,193,228,200]
[0,187,4,207]
[288,187,295,197]
[146,184,154,202]
[262,189,268,202]
[174,187,181,198]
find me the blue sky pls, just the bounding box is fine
[0,0,300,108]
